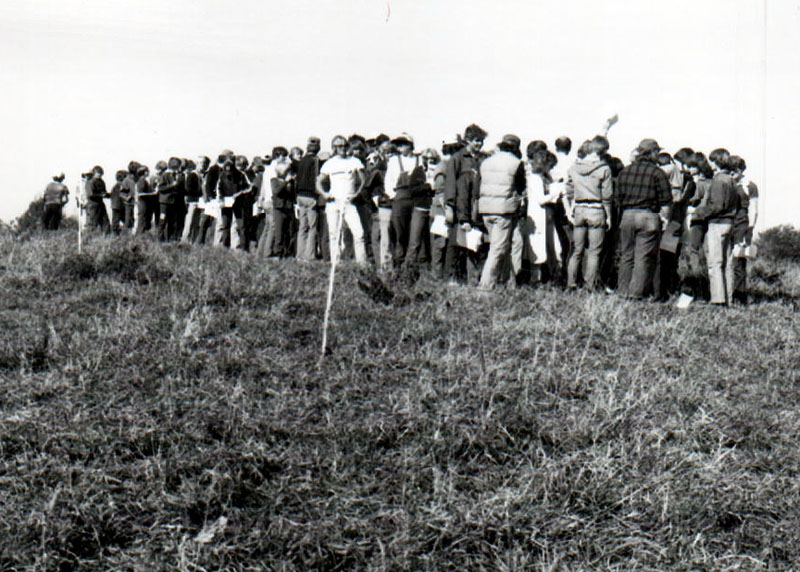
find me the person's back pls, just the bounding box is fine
[43,176,69,230]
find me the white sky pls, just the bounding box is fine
[1,0,798,229]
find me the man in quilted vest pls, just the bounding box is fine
[477,134,526,290]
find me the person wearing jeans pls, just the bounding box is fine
[615,138,672,299]
[565,135,613,290]
[617,209,662,298]
[477,134,526,290]
[294,138,322,260]
[691,148,739,305]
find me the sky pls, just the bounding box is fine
[1,0,798,230]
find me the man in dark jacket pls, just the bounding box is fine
[444,123,487,284]
[157,157,184,241]
[295,137,322,260]
[214,158,249,248]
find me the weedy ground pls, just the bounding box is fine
[0,230,798,571]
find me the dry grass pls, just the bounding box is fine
[0,229,798,570]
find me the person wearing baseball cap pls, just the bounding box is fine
[476,134,526,290]
[615,138,672,299]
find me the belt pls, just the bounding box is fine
[622,206,659,213]
[575,201,604,208]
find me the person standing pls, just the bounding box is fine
[615,139,672,299]
[270,147,296,258]
[295,137,322,260]
[384,133,421,268]
[157,157,184,241]
[564,135,613,290]
[109,170,127,234]
[512,150,552,285]
[181,158,203,243]
[316,135,367,265]
[444,123,488,284]
[42,173,69,230]
[690,148,739,306]
[547,136,575,283]
[85,165,110,233]
[477,134,526,290]
[729,155,759,304]
[134,165,158,235]
[214,158,249,248]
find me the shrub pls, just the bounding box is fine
[757,225,800,263]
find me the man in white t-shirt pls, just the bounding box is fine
[317,135,367,265]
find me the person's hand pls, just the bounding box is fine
[606,219,612,231]
[444,205,454,225]
[566,207,575,226]
[460,222,472,232]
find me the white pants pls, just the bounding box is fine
[326,201,367,265]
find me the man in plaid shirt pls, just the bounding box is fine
[616,139,672,299]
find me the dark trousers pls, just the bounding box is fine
[272,207,294,257]
[390,198,414,267]
[136,196,159,235]
[111,207,125,234]
[617,209,660,299]
[86,200,110,233]
[444,224,486,284]
[43,204,62,230]
[158,202,180,242]
[124,202,135,230]
[406,207,431,268]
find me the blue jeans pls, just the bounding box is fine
[617,209,660,298]
[567,206,606,289]
[705,221,733,304]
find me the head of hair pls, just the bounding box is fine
[607,156,625,177]
[526,140,547,159]
[198,156,211,169]
[331,134,348,148]
[92,165,104,176]
[674,147,694,165]
[555,136,572,153]
[545,151,558,170]
[348,134,366,146]
[656,152,673,166]
[728,155,746,172]
[709,148,730,171]
[167,157,181,170]
[53,173,65,182]
[690,152,713,178]
[576,140,591,159]
[589,135,610,156]
[127,161,141,174]
[530,151,550,175]
[442,141,464,156]
[464,124,487,142]
[115,170,127,182]
[271,146,289,160]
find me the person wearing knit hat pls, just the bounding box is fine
[42,173,70,230]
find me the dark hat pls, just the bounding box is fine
[391,132,414,147]
[53,172,65,182]
[636,138,662,154]
[307,136,321,146]
[501,134,521,150]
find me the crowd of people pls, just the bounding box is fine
[42,123,760,306]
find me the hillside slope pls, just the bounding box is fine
[1,231,799,570]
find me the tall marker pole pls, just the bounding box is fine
[320,203,345,358]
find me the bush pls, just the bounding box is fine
[757,225,800,263]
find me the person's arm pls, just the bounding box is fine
[350,168,365,201]
[444,155,458,224]
[600,167,614,229]
[316,173,330,201]
[748,182,759,228]
[692,177,726,223]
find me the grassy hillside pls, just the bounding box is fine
[1,230,799,571]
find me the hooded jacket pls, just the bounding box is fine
[565,157,613,208]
